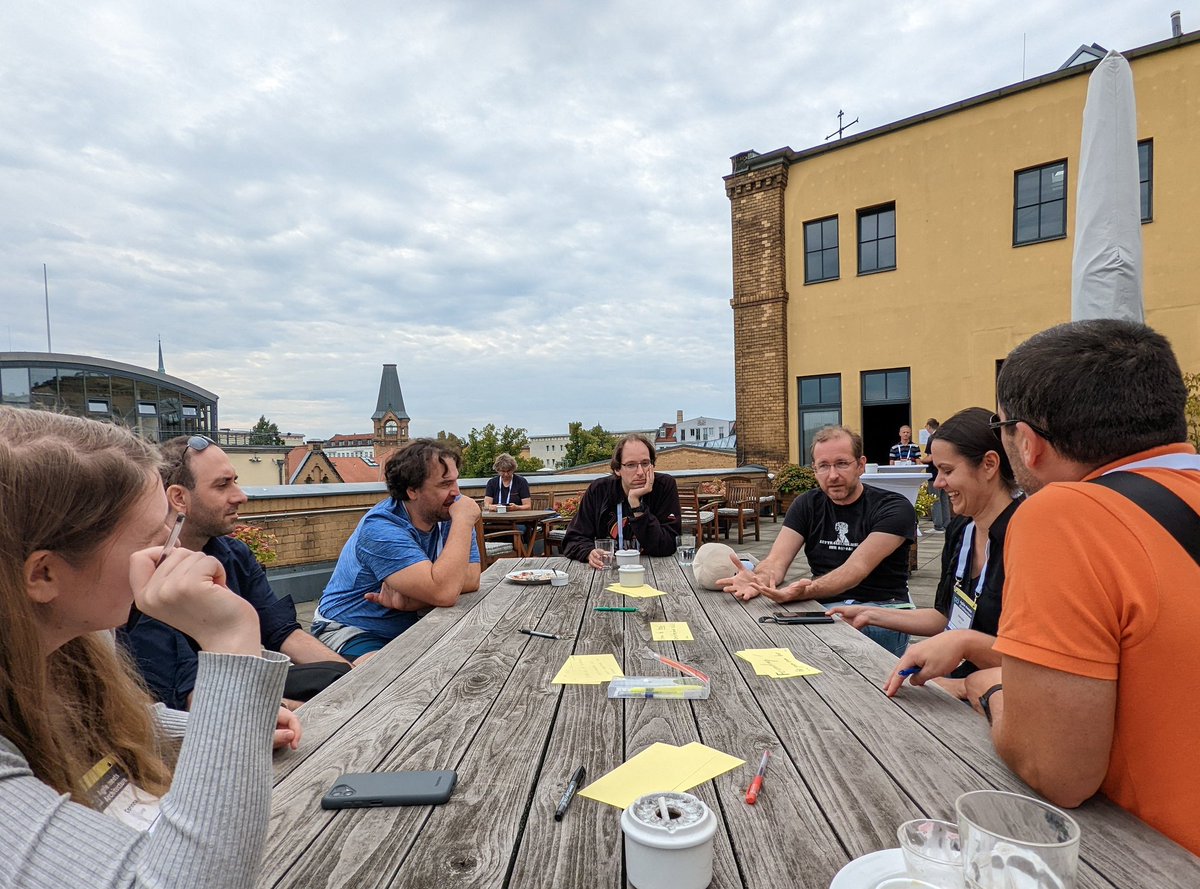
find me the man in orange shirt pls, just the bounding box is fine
[965,319,1200,855]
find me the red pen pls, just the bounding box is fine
[745,750,771,805]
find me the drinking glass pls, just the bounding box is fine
[676,534,696,567]
[594,538,615,570]
[955,791,1080,889]
[897,819,963,888]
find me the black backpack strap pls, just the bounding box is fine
[1088,471,1200,569]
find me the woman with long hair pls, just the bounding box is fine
[826,407,1024,696]
[0,408,298,888]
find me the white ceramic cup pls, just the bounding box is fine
[615,548,641,567]
[619,565,646,587]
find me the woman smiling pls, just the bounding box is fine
[826,407,1023,696]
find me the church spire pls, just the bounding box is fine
[157,336,165,374]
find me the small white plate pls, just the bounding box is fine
[504,569,561,585]
[830,848,907,888]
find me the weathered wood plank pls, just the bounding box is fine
[644,558,850,889]
[260,568,557,889]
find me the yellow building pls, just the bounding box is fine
[725,29,1200,468]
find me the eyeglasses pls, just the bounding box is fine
[187,434,215,452]
[620,460,653,472]
[988,413,1054,442]
[814,460,858,475]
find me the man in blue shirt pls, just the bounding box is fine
[313,439,482,658]
[122,436,350,710]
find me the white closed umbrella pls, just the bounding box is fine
[1071,49,1143,322]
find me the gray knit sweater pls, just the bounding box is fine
[0,650,288,888]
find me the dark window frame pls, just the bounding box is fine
[861,368,911,405]
[803,215,840,284]
[798,373,842,464]
[1012,159,1068,246]
[857,203,897,275]
[1138,139,1153,223]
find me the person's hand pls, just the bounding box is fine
[273,705,302,751]
[762,579,813,603]
[588,548,612,569]
[365,581,425,611]
[963,666,1003,718]
[826,604,876,629]
[930,677,969,700]
[130,547,259,656]
[629,468,655,504]
[717,553,779,601]
[449,494,482,524]
[884,631,971,697]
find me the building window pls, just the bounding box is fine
[1139,140,1153,222]
[384,420,398,435]
[857,204,896,274]
[798,374,841,464]
[804,216,839,283]
[862,369,911,404]
[1013,160,1067,245]
[87,399,109,413]
[137,402,158,415]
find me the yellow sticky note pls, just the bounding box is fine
[605,583,667,599]
[650,622,693,641]
[551,654,624,685]
[578,741,745,809]
[735,648,822,678]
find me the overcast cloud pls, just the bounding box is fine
[0,1,1182,438]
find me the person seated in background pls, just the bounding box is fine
[0,407,298,887]
[963,320,1200,855]
[824,408,1023,693]
[312,439,481,658]
[720,425,915,656]
[483,453,530,511]
[122,435,351,710]
[561,434,680,567]
[889,424,921,464]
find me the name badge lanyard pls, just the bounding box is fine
[617,503,624,550]
[499,479,511,506]
[947,522,988,631]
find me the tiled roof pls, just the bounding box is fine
[330,456,383,483]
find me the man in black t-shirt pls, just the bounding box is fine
[720,425,916,654]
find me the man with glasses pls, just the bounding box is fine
[562,434,681,566]
[960,320,1200,855]
[720,425,916,655]
[121,435,351,711]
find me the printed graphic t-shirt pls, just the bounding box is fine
[783,483,915,602]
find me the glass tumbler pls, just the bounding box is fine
[955,790,1080,889]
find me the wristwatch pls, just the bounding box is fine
[978,683,1004,725]
[631,503,647,517]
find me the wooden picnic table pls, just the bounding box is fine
[260,556,1200,889]
[482,508,558,556]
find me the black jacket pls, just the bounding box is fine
[561,474,681,562]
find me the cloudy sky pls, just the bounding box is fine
[0,2,1181,438]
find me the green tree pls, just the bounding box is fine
[250,414,282,445]
[435,429,466,452]
[460,423,542,478]
[560,422,616,469]
[1185,372,1200,450]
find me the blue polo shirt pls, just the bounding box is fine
[317,497,480,640]
[119,535,300,710]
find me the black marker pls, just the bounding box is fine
[519,628,560,640]
[554,765,586,821]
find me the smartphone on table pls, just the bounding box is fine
[321,770,458,810]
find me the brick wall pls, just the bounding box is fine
[725,161,790,471]
[238,467,767,569]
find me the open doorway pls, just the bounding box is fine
[861,368,912,465]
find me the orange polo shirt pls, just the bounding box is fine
[996,444,1200,855]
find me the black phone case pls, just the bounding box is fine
[773,613,834,624]
[321,770,458,810]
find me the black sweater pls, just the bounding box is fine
[561,474,681,562]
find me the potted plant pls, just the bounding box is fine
[228,523,279,566]
[774,464,818,512]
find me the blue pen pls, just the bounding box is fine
[898,666,920,677]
